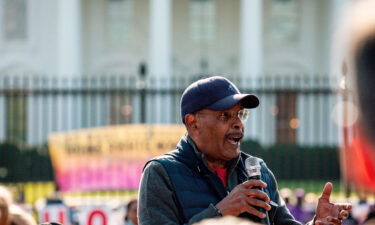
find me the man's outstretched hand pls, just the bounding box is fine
[315,182,352,225]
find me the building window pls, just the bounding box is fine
[276,92,297,144]
[5,91,27,143]
[3,0,27,41]
[106,0,133,43]
[189,0,216,42]
[268,0,300,43]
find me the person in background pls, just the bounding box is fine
[0,185,37,225]
[138,76,352,225]
[124,199,138,225]
[279,188,294,211]
[342,212,358,225]
[337,0,375,192]
[352,198,370,224]
[288,189,314,224]
[364,205,375,225]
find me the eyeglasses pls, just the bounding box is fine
[196,109,250,122]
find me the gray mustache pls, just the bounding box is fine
[225,132,244,139]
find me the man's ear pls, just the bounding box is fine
[185,114,197,129]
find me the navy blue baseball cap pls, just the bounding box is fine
[180,76,259,123]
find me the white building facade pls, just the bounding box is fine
[0,0,351,146]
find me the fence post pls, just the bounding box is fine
[139,63,147,123]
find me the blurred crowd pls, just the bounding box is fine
[0,186,36,225]
[1,184,375,225]
[279,188,375,225]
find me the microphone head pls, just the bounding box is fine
[245,157,261,178]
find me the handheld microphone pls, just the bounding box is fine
[244,157,271,225]
[245,157,261,181]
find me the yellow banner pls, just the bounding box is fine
[48,124,186,191]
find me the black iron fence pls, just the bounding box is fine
[0,75,342,147]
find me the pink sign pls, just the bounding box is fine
[48,125,185,191]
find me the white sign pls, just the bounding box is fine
[39,204,71,225]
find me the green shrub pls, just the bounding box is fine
[241,140,341,181]
[0,140,341,183]
[0,143,53,182]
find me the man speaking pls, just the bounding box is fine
[138,76,351,225]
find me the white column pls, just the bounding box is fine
[149,0,172,124]
[329,0,351,147]
[240,0,262,79]
[150,0,171,78]
[329,0,351,77]
[58,0,82,76]
[240,0,266,144]
[56,0,83,133]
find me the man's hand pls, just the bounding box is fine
[215,180,271,218]
[315,182,352,225]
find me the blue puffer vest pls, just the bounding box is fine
[149,136,278,224]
